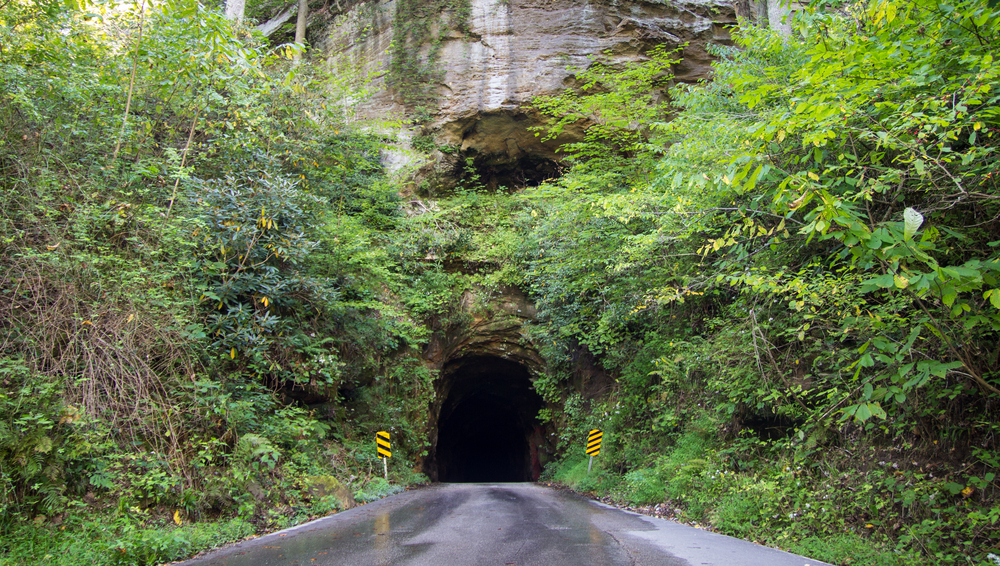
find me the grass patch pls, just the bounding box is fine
[788,534,917,566]
[549,453,620,494]
[0,514,255,566]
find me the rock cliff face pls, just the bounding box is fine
[319,0,735,191]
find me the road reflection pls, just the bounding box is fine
[589,522,605,562]
[374,511,391,566]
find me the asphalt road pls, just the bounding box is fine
[175,483,831,566]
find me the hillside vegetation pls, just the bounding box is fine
[0,2,448,563]
[526,2,1000,564]
[1,0,999,565]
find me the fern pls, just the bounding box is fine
[234,434,281,470]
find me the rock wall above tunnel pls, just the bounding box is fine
[422,284,543,375]
[318,0,736,192]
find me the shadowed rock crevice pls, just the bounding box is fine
[422,109,574,194]
[434,356,544,482]
[452,150,562,192]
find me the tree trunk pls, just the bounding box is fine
[256,4,296,37]
[294,0,308,64]
[767,0,792,35]
[735,0,771,26]
[224,0,246,22]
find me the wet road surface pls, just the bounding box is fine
[175,483,830,566]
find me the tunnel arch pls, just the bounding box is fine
[432,355,544,483]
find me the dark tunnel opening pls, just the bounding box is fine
[435,356,544,483]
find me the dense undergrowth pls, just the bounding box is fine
[2,0,1000,564]
[525,0,1000,564]
[0,2,445,564]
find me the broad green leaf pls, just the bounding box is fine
[903,207,923,240]
[986,289,1000,309]
[869,403,887,420]
[863,273,895,289]
[942,290,958,306]
[929,361,963,377]
[945,482,965,495]
[854,403,873,422]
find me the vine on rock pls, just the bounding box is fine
[389,0,472,120]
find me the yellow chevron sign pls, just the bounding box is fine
[586,429,602,456]
[376,430,391,458]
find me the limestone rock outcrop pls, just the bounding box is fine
[319,0,735,191]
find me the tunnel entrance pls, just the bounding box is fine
[435,356,544,482]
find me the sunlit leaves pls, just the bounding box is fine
[902,207,923,241]
[531,45,679,170]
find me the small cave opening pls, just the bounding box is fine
[466,153,561,192]
[434,356,544,482]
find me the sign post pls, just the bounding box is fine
[376,430,391,480]
[586,429,602,473]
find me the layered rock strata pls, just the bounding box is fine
[319,0,735,191]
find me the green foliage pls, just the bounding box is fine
[0,515,255,566]
[547,453,619,494]
[397,191,533,286]
[532,45,679,171]
[411,134,438,154]
[0,2,434,563]
[698,4,1000,420]
[526,1,1000,564]
[789,535,914,566]
[353,477,404,503]
[194,165,336,373]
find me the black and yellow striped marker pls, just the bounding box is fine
[376,430,391,458]
[376,430,391,479]
[586,429,602,456]
[586,429,602,473]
